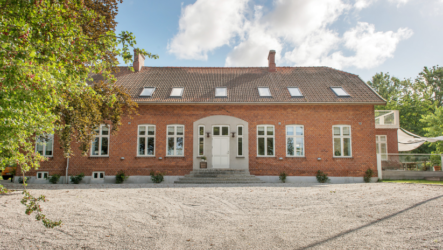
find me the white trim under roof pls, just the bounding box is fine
[215,87,227,97]
[140,87,155,97]
[287,87,303,97]
[258,87,272,97]
[331,87,350,97]
[170,87,184,97]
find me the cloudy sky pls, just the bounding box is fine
[116,0,443,81]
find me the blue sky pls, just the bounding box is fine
[116,0,443,82]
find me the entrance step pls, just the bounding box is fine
[174,169,265,184]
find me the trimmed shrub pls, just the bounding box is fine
[46,174,61,184]
[279,172,287,183]
[316,170,329,183]
[70,173,85,184]
[150,171,164,183]
[363,168,374,183]
[116,170,129,184]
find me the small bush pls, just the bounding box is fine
[70,173,85,184]
[363,168,374,183]
[116,170,129,184]
[150,171,164,183]
[316,170,329,183]
[18,177,30,184]
[279,172,287,183]
[46,174,61,184]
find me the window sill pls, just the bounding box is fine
[286,156,306,158]
[89,155,110,158]
[333,157,353,159]
[136,155,156,158]
[165,156,185,158]
[256,156,276,158]
[236,156,245,158]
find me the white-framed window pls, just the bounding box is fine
[212,125,229,136]
[257,125,274,156]
[215,87,227,97]
[92,171,105,180]
[35,134,54,157]
[198,125,205,156]
[288,87,303,97]
[167,125,184,156]
[333,125,352,157]
[286,125,304,157]
[258,87,272,97]
[137,125,155,156]
[140,87,155,97]
[376,135,388,161]
[331,87,350,97]
[170,87,184,97]
[91,125,110,156]
[237,125,243,156]
[36,172,48,179]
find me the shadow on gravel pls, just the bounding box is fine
[297,194,443,250]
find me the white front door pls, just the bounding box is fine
[212,137,230,168]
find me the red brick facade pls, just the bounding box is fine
[24,104,377,178]
[375,128,399,154]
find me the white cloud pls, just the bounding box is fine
[168,0,248,60]
[355,0,410,10]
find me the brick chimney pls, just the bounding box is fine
[133,49,145,72]
[268,50,276,72]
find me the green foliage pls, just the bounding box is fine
[363,168,373,183]
[18,176,30,184]
[21,190,62,228]
[46,174,61,184]
[150,171,164,183]
[316,170,329,183]
[200,156,207,161]
[0,185,10,194]
[70,173,85,184]
[115,170,129,184]
[279,172,287,183]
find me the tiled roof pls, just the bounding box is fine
[91,66,386,104]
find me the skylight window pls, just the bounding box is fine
[140,87,155,97]
[288,87,303,97]
[215,87,227,97]
[170,87,184,97]
[331,87,350,97]
[258,87,272,97]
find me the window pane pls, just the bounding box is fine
[36,140,44,155]
[94,173,98,179]
[176,137,184,155]
[213,127,220,136]
[44,173,48,179]
[177,126,184,136]
[101,137,108,155]
[287,126,294,136]
[167,138,174,155]
[238,126,243,136]
[215,87,227,97]
[334,127,341,136]
[296,126,303,136]
[147,138,155,155]
[380,143,387,154]
[100,173,104,178]
[380,136,386,142]
[267,126,274,136]
[199,126,204,136]
[199,137,204,155]
[148,126,155,135]
[287,138,294,156]
[92,137,99,155]
[267,138,274,155]
[139,126,146,135]
[45,139,52,156]
[376,136,379,142]
[288,87,302,97]
[334,138,341,156]
[238,138,243,156]
[171,87,183,97]
[343,138,351,156]
[376,143,380,154]
[222,127,229,136]
[331,87,349,96]
[139,138,146,155]
[101,126,109,135]
[258,87,271,97]
[168,126,175,135]
[296,138,304,156]
[38,173,42,179]
[258,126,264,136]
[140,87,155,97]
[258,138,265,156]
[343,126,350,136]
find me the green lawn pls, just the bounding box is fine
[381,179,443,185]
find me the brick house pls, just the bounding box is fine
[23,50,388,184]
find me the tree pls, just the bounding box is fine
[421,106,443,153]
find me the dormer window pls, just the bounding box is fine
[331,87,350,97]
[140,87,155,97]
[170,87,184,97]
[258,87,272,97]
[215,87,227,97]
[288,87,303,97]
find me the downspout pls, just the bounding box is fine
[65,154,69,184]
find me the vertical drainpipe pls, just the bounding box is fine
[65,154,69,184]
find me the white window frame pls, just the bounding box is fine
[332,125,352,157]
[92,171,105,180]
[198,125,205,156]
[237,125,244,157]
[35,134,54,157]
[140,87,155,97]
[212,125,230,137]
[166,124,185,156]
[215,87,227,97]
[287,87,303,97]
[376,135,388,161]
[36,172,48,179]
[170,87,184,97]
[331,87,350,97]
[286,125,305,157]
[90,124,110,157]
[137,125,156,157]
[257,125,275,157]
[258,87,272,97]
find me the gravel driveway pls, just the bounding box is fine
[1,181,442,249]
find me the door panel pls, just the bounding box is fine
[212,137,230,168]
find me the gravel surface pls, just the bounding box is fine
[1,181,443,249]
